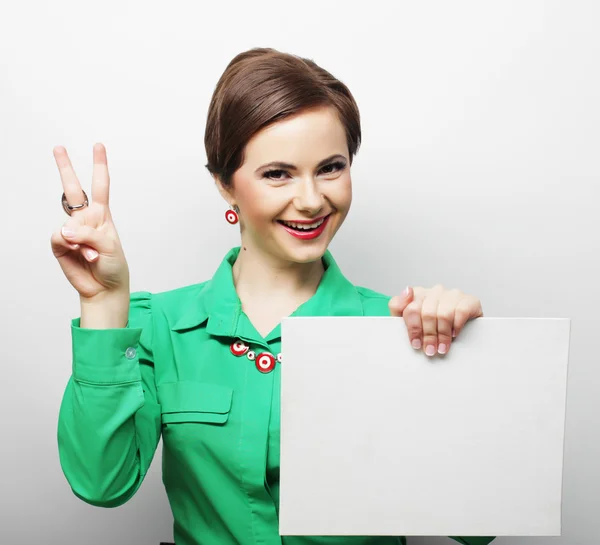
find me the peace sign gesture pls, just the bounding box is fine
[50,143,130,302]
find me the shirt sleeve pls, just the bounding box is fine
[56,291,161,508]
[450,537,496,544]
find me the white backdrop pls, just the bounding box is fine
[1,1,598,544]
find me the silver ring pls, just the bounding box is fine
[62,190,89,216]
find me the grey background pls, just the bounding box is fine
[0,1,598,544]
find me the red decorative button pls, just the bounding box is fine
[277,353,283,363]
[246,350,256,361]
[230,340,249,356]
[255,352,276,373]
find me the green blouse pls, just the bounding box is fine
[57,246,495,545]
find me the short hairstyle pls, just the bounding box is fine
[204,47,361,187]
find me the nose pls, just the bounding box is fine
[293,177,325,215]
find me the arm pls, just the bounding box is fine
[56,291,161,507]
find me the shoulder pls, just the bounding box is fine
[129,280,211,321]
[325,250,392,317]
[355,285,392,316]
[131,281,209,304]
[151,281,210,303]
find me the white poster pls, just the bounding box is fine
[279,317,570,537]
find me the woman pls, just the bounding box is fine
[53,48,493,545]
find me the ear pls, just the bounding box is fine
[213,175,235,207]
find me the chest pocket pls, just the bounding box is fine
[158,381,233,425]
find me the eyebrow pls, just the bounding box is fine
[254,154,347,174]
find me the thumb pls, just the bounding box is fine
[388,286,413,315]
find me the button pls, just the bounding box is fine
[255,352,276,374]
[230,340,249,356]
[277,353,282,363]
[246,350,256,361]
[125,347,137,359]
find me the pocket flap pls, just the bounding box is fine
[158,381,233,424]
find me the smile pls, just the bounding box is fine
[277,214,331,240]
[281,217,326,230]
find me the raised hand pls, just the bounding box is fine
[50,143,130,302]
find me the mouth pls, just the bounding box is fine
[277,214,331,240]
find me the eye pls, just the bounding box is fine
[262,169,290,181]
[262,160,347,181]
[319,160,347,175]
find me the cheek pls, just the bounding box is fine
[237,188,288,226]
[329,176,352,210]
[241,203,272,226]
[233,176,274,221]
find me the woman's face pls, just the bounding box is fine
[223,105,352,265]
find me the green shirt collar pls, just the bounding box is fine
[171,246,363,341]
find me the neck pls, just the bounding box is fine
[232,245,325,306]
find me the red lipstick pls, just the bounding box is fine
[278,214,330,240]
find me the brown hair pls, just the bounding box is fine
[204,47,361,187]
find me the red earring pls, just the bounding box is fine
[225,206,239,225]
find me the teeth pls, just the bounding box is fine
[282,218,325,230]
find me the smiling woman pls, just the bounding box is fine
[216,106,353,286]
[54,47,490,545]
[205,49,358,282]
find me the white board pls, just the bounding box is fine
[279,317,570,537]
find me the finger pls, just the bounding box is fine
[453,296,483,337]
[50,230,81,256]
[421,289,442,357]
[80,246,99,261]
[60,222,112,256]
[403,297,424,350]
[54,146,86,214]
[388,286,413,316]
[91,143,110,207]
[52,225,100,261]
[436,290,462,354]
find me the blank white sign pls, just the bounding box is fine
[279,317,570,537]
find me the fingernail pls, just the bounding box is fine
[85,248,98,259]
[402,286,410,297]
[425,345,436,357]
[452,329,457,338]
[438,343,447,354]
[411,339,422,349]
[62,226,75,238]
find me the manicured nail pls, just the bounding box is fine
[425,345,436,357]
[403,286,410,297]
[438,343,447,354]
[62,226,75,238]
[411,339,422,349]
[85,248,98,259]
[452,329,457,337]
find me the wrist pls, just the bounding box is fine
[79,290,130,329]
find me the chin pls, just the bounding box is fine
[280,244,329,265]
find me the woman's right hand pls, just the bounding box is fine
[50,143,130,302]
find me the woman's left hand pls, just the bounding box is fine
[388,285,484,357]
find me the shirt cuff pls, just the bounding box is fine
[71,318,144,384]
